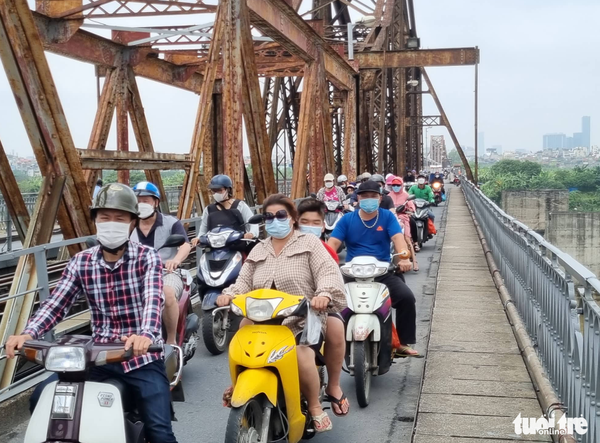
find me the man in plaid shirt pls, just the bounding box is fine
[5,184,178,443]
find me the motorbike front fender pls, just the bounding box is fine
[231,368,278,408]
[201,290,221,310]
[346,314,381,342]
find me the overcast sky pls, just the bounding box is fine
[0,0,598,161]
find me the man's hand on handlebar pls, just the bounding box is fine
[121,334,153,357]
[3,334,33,359]
[216,294,234,307]
[243,233,255,240]
[164,259,181,273]
[310,296,330,312]
[397,259,412,273]
[191,237,200,247]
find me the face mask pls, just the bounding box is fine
[138,203,155,220]
[325,181,334,189]
[96,221,130,251]
[299,225,322,237]
[417,178,426,185]
[265,218,292,239]
[392,186,401,193]
[213,191,227,203]
[359,198,379,213]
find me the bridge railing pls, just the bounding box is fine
[461,179,600,443]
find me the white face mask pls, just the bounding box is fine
[138,203,155,220]
[325,181,334,189]
[213,191,227,203]
[417,178,426,185]
[96,221,131,251]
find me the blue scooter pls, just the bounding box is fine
[197,226,253,355]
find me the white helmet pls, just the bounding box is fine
[337,174,348,183]
[324,173,335,182]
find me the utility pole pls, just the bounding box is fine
[474,47,479,185]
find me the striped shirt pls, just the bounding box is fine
[23,242,164,372]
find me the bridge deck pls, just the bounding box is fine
[414,188,549,442]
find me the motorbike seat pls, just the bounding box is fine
[164,345,178,382]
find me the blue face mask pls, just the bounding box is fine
[392,186,401,193]
[299,225,322,237]
[359,198,379,213]
[265,218,292,239]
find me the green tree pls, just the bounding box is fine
[490,160,541,179]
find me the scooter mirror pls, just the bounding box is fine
[407,194,416,201]
[309,193,318,199]
[160,234,186,250]
[248,214,264,224]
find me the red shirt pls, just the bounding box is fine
[322,240,339,264]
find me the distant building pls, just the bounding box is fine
[582,116,591,148]
[543,133,566,149]
[492,145,503,155]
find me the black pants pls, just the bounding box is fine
[410,217,429,244]
[30,360,178,443]
[345,273,417,344]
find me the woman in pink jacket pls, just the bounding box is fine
[388,176,419,271]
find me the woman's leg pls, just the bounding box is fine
[297,346,326,417]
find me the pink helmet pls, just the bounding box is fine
[385,175,397,186]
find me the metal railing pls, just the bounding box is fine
[462,179,600,443]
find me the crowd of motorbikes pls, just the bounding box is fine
[15,172,449,443]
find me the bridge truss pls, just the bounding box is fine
[0,0,477,386]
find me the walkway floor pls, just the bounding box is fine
[413,188,550,442]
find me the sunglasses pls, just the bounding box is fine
[264,210,289,224]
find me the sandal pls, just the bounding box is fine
[311,411,333,433]
[324,392,350,417]
[394,345,421,358]
[413,243,421,252]
[222,386,233,408]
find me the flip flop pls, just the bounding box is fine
[311,411,333,432]
[324,392,350,417]
[394,345,422,358]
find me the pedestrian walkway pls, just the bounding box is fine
[413,188,550,442]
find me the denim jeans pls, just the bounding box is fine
[30,360,177,443]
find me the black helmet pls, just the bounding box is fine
[91,184,139,218]
[370,174,385,185]
[209,174,233,190]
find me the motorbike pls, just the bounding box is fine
[219,289,327,443]
[404,181,415,192]
[339,256,397,407]
[21,336,181,443]
[323,200,344,241]
[453,177,460,186]
[86,234,199,368]
[197,226,253,355]
[412,198,433,248]
[431,181,444,205]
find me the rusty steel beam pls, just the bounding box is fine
[77,149,191,170]
[178,0,225,219]
[247,0,356,90]
[342,87,357,180]
[355,48,479,69]
[422,68,473,182]
[239,0,277,203]
[0,0,93,243]
[0,139,30,242]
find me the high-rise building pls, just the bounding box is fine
[477,132,485,151]
[582,116,591,148]
[573,132,583,148]
[543,133,566,149]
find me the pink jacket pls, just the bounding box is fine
[389,190,415,235]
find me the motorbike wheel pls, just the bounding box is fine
[354,341,372,408]
[202,310,228,355]
[224,398,263,443]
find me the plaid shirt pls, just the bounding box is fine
[222,230,346,335]
[23,242,164,372]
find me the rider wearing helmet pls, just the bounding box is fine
[7,184,178,443]
[193,174,259,242]
[132,181,191,345]
[337,174,349,194]
[316,173,346,203]
[369,174,395,210]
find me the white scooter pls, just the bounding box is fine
[21,335,182,443]
[323,200,344,241]
[339,256,396,408]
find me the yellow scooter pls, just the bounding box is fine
[216,289,326,443]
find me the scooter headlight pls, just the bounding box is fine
[246,297,283,322]
[207,232,229,248]
[45,346,86,372]
[432,182,441,190]
[341,264,387,278]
